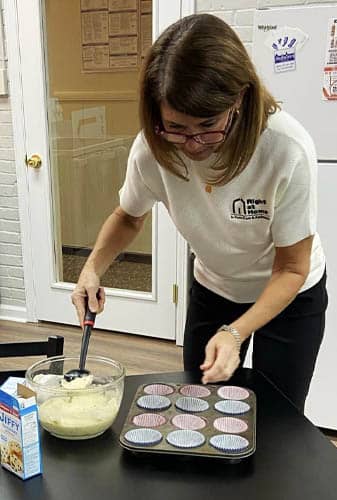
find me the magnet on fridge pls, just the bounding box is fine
[264,26,309,74]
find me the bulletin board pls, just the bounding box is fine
[80,0,152,72]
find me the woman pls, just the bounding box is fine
[71,14,327,412]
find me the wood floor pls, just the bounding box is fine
[0,319,183,375]
[0,319,336,448]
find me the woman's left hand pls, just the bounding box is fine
[200,330,240,384]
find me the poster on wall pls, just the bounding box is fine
[80,0,152,72]
[322,18,337,101]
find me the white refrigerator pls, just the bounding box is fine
[252,5,337,429]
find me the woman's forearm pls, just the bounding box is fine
[82,206,147,278]
[201,268,309,384]
[229,237,313,342]
[230,270,307,341]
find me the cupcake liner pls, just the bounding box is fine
[175,397,209,413]
[124,428,163,446]
[179,385,211,398]
[171,414,207,430]
[143,384,174,396]
[217,386,250,400]
[166,430,206,449]
[137,395,171,411]
[213,417,248,433]
[214,400,250,415]
[132,413,167,427]
[209,434,249,452]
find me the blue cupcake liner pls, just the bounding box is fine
[214,399,250,415]
[209,434,249,452]
[124,428,163,446]
[166,430,206,449]
[137,395,171,410]
[175,396,209,413]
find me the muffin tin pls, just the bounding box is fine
[119,383,256,460]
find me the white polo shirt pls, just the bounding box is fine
[119,110,325,302]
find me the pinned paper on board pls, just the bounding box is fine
[322,18,337,101]
[265,27,309,73]
[80,0,152,72]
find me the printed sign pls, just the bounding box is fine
[322,18,337,101]
[80,0,152,72]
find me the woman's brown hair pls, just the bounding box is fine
[139,13,279,185]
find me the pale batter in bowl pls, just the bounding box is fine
[26,356,125,440]
[38,389,120,439]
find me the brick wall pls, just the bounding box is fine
[0,97,25,309]
[0,2,26,318]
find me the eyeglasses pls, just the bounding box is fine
[155,107,237,145]
[155,127,228,145]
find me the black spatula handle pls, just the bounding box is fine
[79,295,98,370]
[83,307,96,326]
[83,294,98,326]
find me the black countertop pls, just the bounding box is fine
[1,369,336,500]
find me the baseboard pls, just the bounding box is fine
[0,304,28,322]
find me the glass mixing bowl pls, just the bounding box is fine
[26,356,125,440]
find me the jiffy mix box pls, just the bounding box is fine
[0,377,42,479]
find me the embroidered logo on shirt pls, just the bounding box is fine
[231,198,270,220]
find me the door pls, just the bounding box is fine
[8,0,190,339]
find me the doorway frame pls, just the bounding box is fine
[3,0,195,344]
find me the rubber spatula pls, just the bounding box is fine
[64,297,97,382]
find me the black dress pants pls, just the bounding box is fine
[183,270,328,412]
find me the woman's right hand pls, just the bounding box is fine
[71,269,106,328]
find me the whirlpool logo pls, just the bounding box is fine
[231,198,270,221]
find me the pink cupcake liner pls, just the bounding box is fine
[172,414,207,430]
[132,413,167,427]
[143,384,175,396]
[179,385,211,398]
[217,386,250,400]
[213,417,248,434]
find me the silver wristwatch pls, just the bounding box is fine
[218,324,242,352]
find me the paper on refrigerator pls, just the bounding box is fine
[322,18,337,101]
[264,26,309,73]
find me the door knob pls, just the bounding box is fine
[25,154,42,168]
